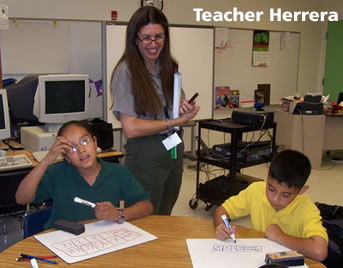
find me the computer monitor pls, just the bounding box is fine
[0,89,11,141]
[33,74,90,132]
[5,75,40,124]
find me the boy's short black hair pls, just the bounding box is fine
[268,149,311,189]
[57,120,95,137]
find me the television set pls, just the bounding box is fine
[33,74,91,132]
[0,89,11,141]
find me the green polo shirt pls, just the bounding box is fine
[33,158,150,229]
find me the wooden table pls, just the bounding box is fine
[0,216,325,267]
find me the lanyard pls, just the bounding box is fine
[163,105,170,120]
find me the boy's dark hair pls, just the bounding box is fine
[57,120,95,137]
[268,149,311,189]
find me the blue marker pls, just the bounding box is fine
[20,254,58,264]
[221,215,236,243]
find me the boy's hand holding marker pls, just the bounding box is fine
[74,197,124,222]
[216,215,237,242]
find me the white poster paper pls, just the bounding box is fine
[35,220,157,264]
[186,238,308,268]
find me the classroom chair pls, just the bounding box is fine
[0,169,31,234]
[23,207,52,238]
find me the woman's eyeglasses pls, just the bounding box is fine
[137,33,165,45]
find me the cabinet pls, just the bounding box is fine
[189,118,277,210]
[274,109,325,169]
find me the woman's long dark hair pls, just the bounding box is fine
[111,6,178,117]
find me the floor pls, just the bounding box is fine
[1,155,343,253]
[171,154,343,227]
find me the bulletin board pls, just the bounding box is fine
[215,28,300,105]
[103,24,214,129]
[1,21,70,74]
[1,20,104,120]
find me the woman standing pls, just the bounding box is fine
[111,6,199,215]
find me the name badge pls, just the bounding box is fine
[162,132,182,151]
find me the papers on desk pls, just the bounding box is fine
[186,238,308,268]
[34,220,157,264]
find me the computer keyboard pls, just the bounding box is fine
[0,154,33,171]
[32,151,64,162]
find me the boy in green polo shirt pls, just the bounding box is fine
[16,120,152,229]
[213,149,328,262]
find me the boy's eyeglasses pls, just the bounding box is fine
[67,137,92,154]
[137,34,166,45]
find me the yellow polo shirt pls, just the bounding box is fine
[222,181,328,242]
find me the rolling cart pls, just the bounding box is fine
[189,118,277,211]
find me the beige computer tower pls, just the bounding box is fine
[20,126,57,152]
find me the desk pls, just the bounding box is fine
[0,216,324,267]
[274,109,325,169]
[274,109,343,168]
[323,114,343,150]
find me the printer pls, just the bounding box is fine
[289,94,323,115]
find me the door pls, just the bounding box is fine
[323,20,343,103]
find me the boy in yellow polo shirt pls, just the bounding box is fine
[213,149,328,262]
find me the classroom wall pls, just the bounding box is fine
[2,0,340,151]
[322,0,343,19]
[163,0,326,95]
[1,20,104,120]
[3,0,335,95]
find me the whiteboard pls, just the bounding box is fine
[169,27,214,120]
[104,25,127,129]
[215,29,300,105]
[104,24,214,129]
